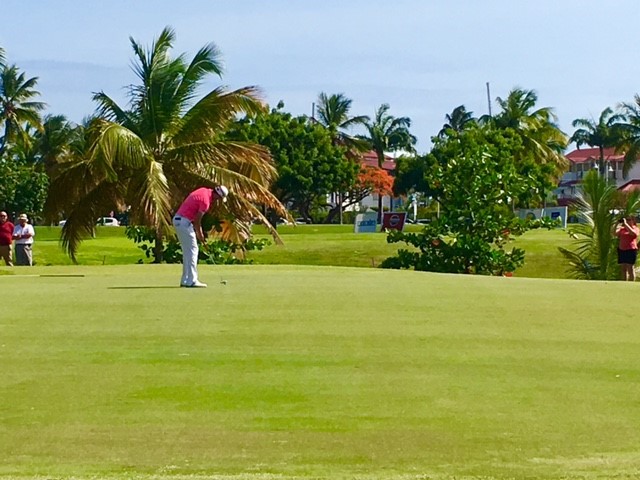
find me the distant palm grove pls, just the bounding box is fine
[3,28,640,274]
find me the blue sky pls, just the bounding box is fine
[2,0,640,151]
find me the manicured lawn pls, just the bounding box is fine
[24,224,576,278]
[1,264,640,479]
[248,224,575,278]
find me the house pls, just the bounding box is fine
[360,150,396,171]
[328,150,405,214]
[557,147,640,205]
[356,151,399,211]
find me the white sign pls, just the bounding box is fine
[354,212,378,233]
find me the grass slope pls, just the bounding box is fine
[16,225,574,280]
[1,264,639,479]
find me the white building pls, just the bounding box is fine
[557,147,640,206]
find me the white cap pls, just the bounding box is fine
[214,185,229,201]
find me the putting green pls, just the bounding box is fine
[1,264,639,479]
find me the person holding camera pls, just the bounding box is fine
[616,215,639,281]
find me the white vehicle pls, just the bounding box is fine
[97,217,120,227]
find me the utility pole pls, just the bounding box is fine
[486,82,492,117]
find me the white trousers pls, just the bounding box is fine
[173,216,199,285]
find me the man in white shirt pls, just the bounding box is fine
[13,214,35,266]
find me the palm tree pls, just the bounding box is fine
[438,105,475,137]
[35,115,76,174]
[358,103,416,221]
[316,93,369,140]
[570,107,627,176]
[481,88,567,207]
[45,27,286,261]
[315,92,369,223]
[559,170,640,280]
[491,88,568,171]
[0,47,5,67]
[0,64,46,157]
[618,95,640,175]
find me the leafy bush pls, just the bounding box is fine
[381,126,555,275]
[125,226,270,264]
[558,170,640,280]
[382,217,556,275]
[199,237,270,264]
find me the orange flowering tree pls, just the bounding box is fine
[342,165,393,211]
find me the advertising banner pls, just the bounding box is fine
[354,212,378,233]
[381,212,407,231]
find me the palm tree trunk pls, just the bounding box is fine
[599,146,605,176]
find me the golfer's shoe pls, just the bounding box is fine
[187,281,207,288]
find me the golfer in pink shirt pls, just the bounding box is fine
[173,185,229,287]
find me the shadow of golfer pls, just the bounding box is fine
[107,286,181,289]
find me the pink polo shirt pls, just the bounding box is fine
[618,225,639,251]
[176,188,213,222]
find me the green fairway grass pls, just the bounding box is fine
[1,264,640,479]
[247,225,574,279]
[23,225,575,279]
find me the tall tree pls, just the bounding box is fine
[382,127,541,275]
[0,64,46,156]
[358,104,416,221]
[484,88,568,206]
[570,107,627,176]
[229,104,356,223]
[315,92,369,147]
[36,114,76,174]
[438,105,475,138]
[0,123,49,216]
[618,95,640,175]
[45,27,286,261]
[315,92,369,223]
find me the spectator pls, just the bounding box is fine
[616,215,639,281]
[0,211,14,266]
[13,214,35,266]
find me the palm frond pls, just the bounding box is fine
[89,119,149,173]
[173,86,265,144]
[174,43,224,107]
[58,181,126,261]
[126,160,172,230]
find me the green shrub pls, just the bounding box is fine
[125,225,270,264]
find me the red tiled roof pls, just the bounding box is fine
[619,180,640,193]
[566,147,624,164]
[361,151,395,171]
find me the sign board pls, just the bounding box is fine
[354,212,378,233]
[518,207,567,228]
[381,212,407,231]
